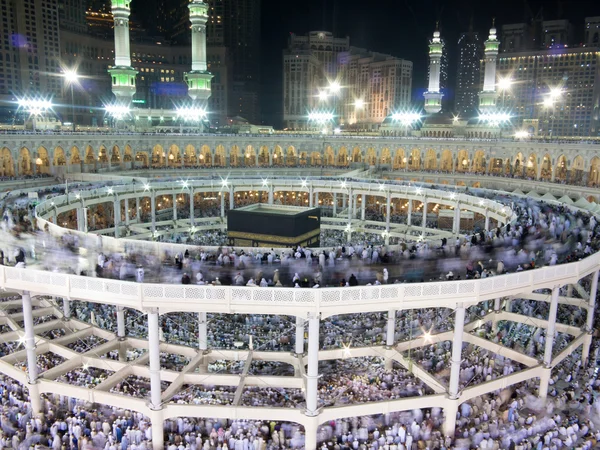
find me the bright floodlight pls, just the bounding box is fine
[308,111,334,124]
[105,104,130,120]
[176,107,207,122]
[478,112,511,126]
[497,77,512,91]
[18,98,53,116]
[550,87,563,99]
[354,98,365,109]
[329,81,341,94]
[391,111,421,126]
[334,127,341,134]
[63,69,80,85]
[515,130,529,139]
[318,91,329,101]
[543,97,554,108]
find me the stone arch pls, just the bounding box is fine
[337,146,349,166]
[525,153,537,179]
[286,146,297,166]
[230,145,241,167]
[0,147,15,177]
[324,146,334,165]
[53,147,67,166]
[84,145,95,164]
[351,146,362,163]
[472,150,486,173]
[258,146,269,166]
[513,152,524,177]
[244,145,256,166]
[440,150,453,172]
[555,155,567,182]
[366,147,377,165]
[37,146,51,174]
[408,149,420,170]
[588,157,600,187]
[380,148,391,165]
[456,149,469,173]
[393,149,406,169]
[200,145,212,166]
[70,146,81,165]
[152,145,164,167]
[488,158,503,175]
[540,154,552,181]
[273,146,284,166]
[570,155,584,185]
[167,144,180,166]
[310,151,322,166]
[135,152,149,167]
[299,151,308,166]
[123,145,133,163]
[214,145,225,167]
[424,148,437,171]
[110,145,121,164]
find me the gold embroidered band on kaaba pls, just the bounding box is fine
[227,228,321,244]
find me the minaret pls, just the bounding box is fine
[185,0,213,102]
[479,21,500,111]
[423,25,444,114]
[108,0,137,101]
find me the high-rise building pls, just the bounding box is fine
[282,31,412,130]
[58,0,88,33]
[455,31,482,117]
[0,0,63,100]
[501,23,533,52]
[497,47,600,137]
[542,19,572,49]
[585,17,600,47]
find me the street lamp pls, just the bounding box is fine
[63,69,80,131]
[18,98,54,132]
[497,77,512,108]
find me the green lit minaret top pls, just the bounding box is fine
[109,0,137,100]
[186,0,212,102]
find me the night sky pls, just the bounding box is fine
[259,0,600,125]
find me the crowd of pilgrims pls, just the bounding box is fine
[2,181,600,447]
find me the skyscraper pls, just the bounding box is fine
[455,31,482,117]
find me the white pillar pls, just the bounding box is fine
[125,198,130,225]
[305,313,320,416]
[114,197,120,238]
[147,309,162,410]
[361,194,366,221]
[582,270,599,365]
[315,191,319,207]
[543,286,560,367]
[443,401,459,437]
[117,306,126,339]
[539,366,551,399]
[492,298,501,332]
[229,186,234,210]
[198,312,208,351]
[136,197,140,223]
[150,192,156,234]
[422,199,427,232]
[190,191,195,225]
[448,303,465,399]
[386,193,391,231]
[309,186,314,208]
[484,209,490,232]
[295,316,304,355]
[347,191,353,221]
[62,298,71,320]
[268,186,274,205]
[407,199,412,226]
[386,310,395,347]
[333,193,337,215]
[22,292,38,384]
[172,194,177,221]
[453,202,460,234]
[150,408,164,450]
[304,417,319,450]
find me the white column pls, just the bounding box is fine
[543,286,560,367]
[492,298,501,332]
[150,192,156,234]
[309,186,314,208]
[305,313,320,416]
[77,207,84,232]
[407,199,412,226]
[386,193,391,231]
[422,199,428,232]
[62,299,71,320]
[136,197,140,223]
[385,309,396,370]
[304,417,319,450]
[333,193,337,215]
[539,366,551,399]
[315,191,319,207]
[198,312,208,351]
[172,194,177,221]
[268,186,274,205]
[453,202,460,234]
[484,209,490,232]
[150,408,164,450]
[360,194,366,220]
[443,401,459,437]
[295,316,304,355]
[190,191,195,225]
[147,309,162,410]
[229,186,234,210]
[114,197,120,238]
[347,191,353,221]
[124,198,130,225]
[117,306,126,339]
[22,292,38,384]
[583,270,599,364]
[448,303,465,399]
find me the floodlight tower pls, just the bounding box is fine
[423,25,444,114]
[479,21,500,112]
[185,0,213,103]
[108,0,137,101]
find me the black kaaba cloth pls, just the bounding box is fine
[227,204,321,248]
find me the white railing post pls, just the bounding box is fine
[582,270,599,365]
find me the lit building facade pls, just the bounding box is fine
[455,31,482,117]
[497,47,600,137]
[585,17,600,47]
[283,31,412,131]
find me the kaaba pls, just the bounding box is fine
[227,204,321,248]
